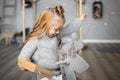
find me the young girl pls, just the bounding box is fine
[17,5,87,80]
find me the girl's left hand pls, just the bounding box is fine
[80,13,88,21]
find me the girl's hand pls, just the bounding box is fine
[18,64,28,71]
[80,13,88,21]
[17,59,29,71]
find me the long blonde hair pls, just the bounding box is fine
[24,5,65,45]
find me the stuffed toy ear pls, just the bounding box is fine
[69,54,89,73]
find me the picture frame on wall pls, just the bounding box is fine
[93,1,103,19]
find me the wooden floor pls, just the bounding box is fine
[0,43,120,80]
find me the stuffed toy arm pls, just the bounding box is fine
[56,59,70,65]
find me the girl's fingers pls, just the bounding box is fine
[17,59,30,71]
[80,13,88,21]
[18,64,28,71]
[84,13,88,18]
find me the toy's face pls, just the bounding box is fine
[59,50,66,61]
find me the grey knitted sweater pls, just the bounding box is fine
[18,18,83,71]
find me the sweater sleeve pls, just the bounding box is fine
[59,18,83,37]
[18,39,38,60]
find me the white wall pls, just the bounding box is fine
[0,0,120,43]
[82,0,120,42]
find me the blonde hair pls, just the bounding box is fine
[24,5,65,45]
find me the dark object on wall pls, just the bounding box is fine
[25,0,32,8]
[14,27,30,37]
[82,0,86,4]
[13,27,30,43]
[93,1,103,19]
[21,0,32,8]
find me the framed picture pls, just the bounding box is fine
[93,1,103,19]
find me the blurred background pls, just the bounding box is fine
[0,0,120,80]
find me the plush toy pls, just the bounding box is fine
[57,32,89,80]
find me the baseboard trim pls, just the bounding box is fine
[82,40,120,43]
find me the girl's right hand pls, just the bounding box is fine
[17,59,29,71]
[18,64,28,71]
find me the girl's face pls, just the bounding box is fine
[47,19,65,38]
